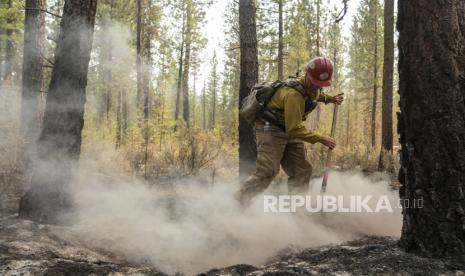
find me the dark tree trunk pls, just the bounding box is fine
[371,1,378,148]
[175,5,185,121]
[312,0,322,130]
[2,0,14,83]
[238,0,258,179]
[142,0,151,122]
[20,0,46,170]
[277,0,283,80]
[379,0,394,170]
[397,0,465,265]
[18,0,98,224]
[182,1,191,127]
[136,0,143,108]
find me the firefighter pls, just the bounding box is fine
[236,57,344,206]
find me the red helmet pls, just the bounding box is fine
[304,57,333,87]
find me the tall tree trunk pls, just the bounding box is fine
[136,0,143,108]
[98,2,114,125]
[181,50,189,126]
[379,0,394,170]
[142,0,151,122]
[174,5,185,121]
[2,0,14,83]
[18,0,98,224]
[312,0,321,130]
[238,0,258,179]
[20,0,46,170]
[182,0,191,127]
[371,2,378,148]
[277,0,283,80]
[397,0,465,265]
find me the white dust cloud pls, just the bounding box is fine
[72,169,401,275]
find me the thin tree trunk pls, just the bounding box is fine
[312,0,321,130]
[211,73,216,128]
[20,0,46,170]
[379,0,394,170]
[398,0,465,265]
[371,2,378,148]
[99,1,114,125]
[202,79,206,130]
[136,0,143,108]
[238,0,258,179]
[182,1,191,127]
[19,0,98,224]
[277,0,283,80]
[174,4,185,121]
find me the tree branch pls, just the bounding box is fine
[24,6,62,18]
[335,0,349,23]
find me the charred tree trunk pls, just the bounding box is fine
[238,0,258,179]
[20,0,46,170]
[277,0,283,80]
[19,0,98,224]
[379,0,394,170]
[398,0,465,265]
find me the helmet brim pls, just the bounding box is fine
[308,74,332,87]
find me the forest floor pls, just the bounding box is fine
[1,215,462,276]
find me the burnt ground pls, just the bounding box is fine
[1,217,463,276]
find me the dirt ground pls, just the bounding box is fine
[1,216,463,276]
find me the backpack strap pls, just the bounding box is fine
[284,79,308,99]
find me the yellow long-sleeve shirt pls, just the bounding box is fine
[266,76,332,144]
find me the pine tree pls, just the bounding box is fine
[239,0,259,179]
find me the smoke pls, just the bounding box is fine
[0,18,402,275]
[71,168,401,275]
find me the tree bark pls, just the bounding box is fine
[182,0,192,127]
[238,0,258,179]
[312,0,322,130]
[136,0,143,108]
[379,0,394,170]
[19,0,98,224]
[371,1,378,148]
[398,0,465,265]
[277,0,283,80]
[20,0,46,170]
[174,2,185,121]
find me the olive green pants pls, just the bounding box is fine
[237,121,313,206]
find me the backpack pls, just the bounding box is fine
[239,79,316,125]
